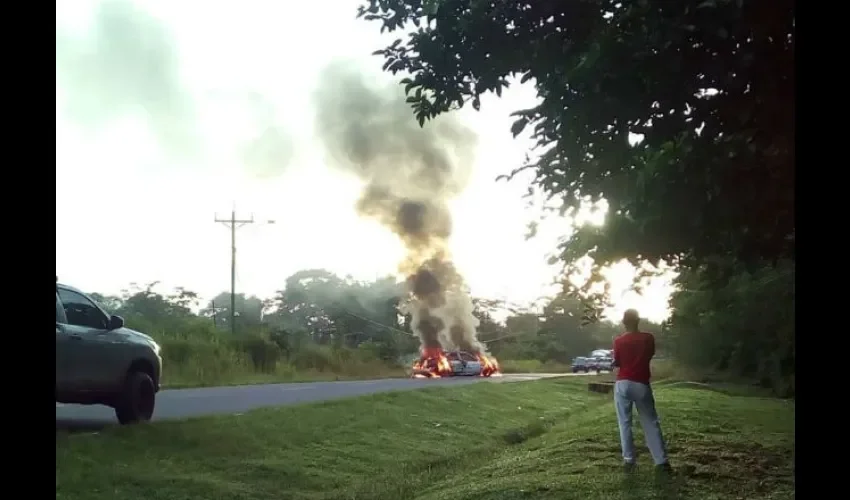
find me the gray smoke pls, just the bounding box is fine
[56,0,197,158]
[238,93,296,178]
[56,0,294,175]
[312,60,485,354]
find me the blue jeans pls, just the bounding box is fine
[614,380,669,465]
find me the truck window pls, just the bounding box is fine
[56,293,67,323]
[57,288,108,329]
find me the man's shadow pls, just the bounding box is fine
[620,469,684,500]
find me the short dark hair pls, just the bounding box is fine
[622,309,640,328]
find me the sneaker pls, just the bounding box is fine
[624,462,636,473]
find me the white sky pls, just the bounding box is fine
[55,0,674,323]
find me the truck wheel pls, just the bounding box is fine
[114,370,156,425]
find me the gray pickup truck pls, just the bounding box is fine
[56,282,163,424]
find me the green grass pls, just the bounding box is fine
[498,359,572,374]
[56,378,794,500]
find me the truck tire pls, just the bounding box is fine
[114,370,156,425]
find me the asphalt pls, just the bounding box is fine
[56,373,577,431]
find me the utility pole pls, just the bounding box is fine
[215,208,275,335]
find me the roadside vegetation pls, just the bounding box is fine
[90,257,791,394]
[87,275,636,388]
[56,377,794,500]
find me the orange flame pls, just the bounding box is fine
[477,353,501,377]
[411,347,452,378]
[411,348,502,378]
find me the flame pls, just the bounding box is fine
[411,347,452,378]
[411,348,502,378]
[477,353,502,377]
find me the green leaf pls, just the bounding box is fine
[423,0,440,16]
[510,117,529,137]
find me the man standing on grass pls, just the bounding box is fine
[612,308,672,473]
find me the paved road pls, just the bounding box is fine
[56,373,578,431]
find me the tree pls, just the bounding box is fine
[99,282,207,333]
[358,0,794,276]
[206,292,266,332]
[89,292,123,313]
[267,269,413,359]
[471,298,508,344]
[665,258,794,394]
[536,292,597,362]
[268,269,347,342]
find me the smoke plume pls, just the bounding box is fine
[313,61,486,354]
[56,0,197,158]
[56,0,295,176]
[238,93,296,179]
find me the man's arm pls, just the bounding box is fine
[612,337,620,368]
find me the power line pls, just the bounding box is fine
[331,302,410,337]
[215,206,275,335]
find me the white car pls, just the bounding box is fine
[446,351,483,376]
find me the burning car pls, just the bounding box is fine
[412,348,500,378]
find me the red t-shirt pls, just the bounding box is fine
[613,331,655,385]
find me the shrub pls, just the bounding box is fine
[229,334,282,373]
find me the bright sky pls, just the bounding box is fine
[56,0,674,323]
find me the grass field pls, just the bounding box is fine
[56,378,794,500]
[497,359,573,374]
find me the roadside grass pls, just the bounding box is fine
[56,378,794,500]
[650,359,782,398]
[498,359,572,374]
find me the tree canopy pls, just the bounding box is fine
[87,268,630,365]
[356,0,795,394]
[357,0,794,273]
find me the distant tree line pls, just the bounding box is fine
[89,268,641,368]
